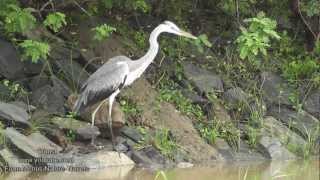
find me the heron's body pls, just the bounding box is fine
[73,21,196,147]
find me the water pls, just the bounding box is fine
[2,159,319,180]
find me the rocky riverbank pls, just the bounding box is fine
[0,14,319,174]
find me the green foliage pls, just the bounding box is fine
[282,59,319,83]
[66,129,76,142]
[19,40,50,63]
[154,171,169,180]
[1,79,28,101]
[197,120,240,149]
[198,123,219,145]
[0,122,5,146]
[92,24,116,41]
[154,128,178,159]
[158,87,204,120]
[236,12,280,61]
[44,12,67,33]
[192,34,212,53]
[301,0,320,17]
[133,30,147,49]
[245,125,260,148]
[100,0,150,13]
[131,0,150,13]
[302,125,320,158]
[218,0,256,16]
[3,4,36,33]
[119,98,142,121]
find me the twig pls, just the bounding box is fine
[40,0,54,12]
[72,0,91,17]
[297,0,318,40]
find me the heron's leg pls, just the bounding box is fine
[90,100,107,145]
[108,90,120,150]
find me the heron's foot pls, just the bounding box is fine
[90,137,104,150]
[89,142,104,150]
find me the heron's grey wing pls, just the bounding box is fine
[80,56,131,91]
[73,60,129,113]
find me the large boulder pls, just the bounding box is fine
[0,102,30,127]
[51,117,100,141]
[0,39,26,80]
[130,146,171,169]
[263,117,307,155]
[224,87,249,106]
[257,136,296,160]
[31,85,66,115]
[4,128,40,159]
[0,39,42,80]
[182,62,224,95]
[67,94,125,134]
[303,90,320,119]
[121,78,224,163]
[260,72,294,106]
[73,150,134,169]
[268,106,320,141]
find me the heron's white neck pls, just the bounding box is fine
[134,25,163,70]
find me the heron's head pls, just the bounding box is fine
[161,21,197,39]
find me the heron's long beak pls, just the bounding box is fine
[180,30,197,39]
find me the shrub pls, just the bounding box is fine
[19,40,50,63]
[44,12,67,33]
[236,12,280,61]
[92,24,116,41]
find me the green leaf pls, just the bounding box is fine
[44,12,67,32]
[92,24,116,41]
[19,40,50,63]
[198,34,212,48]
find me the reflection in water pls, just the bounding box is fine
[1,160,319,180]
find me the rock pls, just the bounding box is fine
[224,87,249,106]
[51,76,72,98]
[120,126,143,143]
[29,74,51,91]
[0,39,42,80]
[0,39,26,80]
[0,84,11,101]
[181,89,207,105]
[4,128,40,159]
[258,136,296,160]
[30,110,69,149]
[263,116,307,156]
[303,90,320,119]
[67,94,125,131]
[51,45,89,89]
[182,62,224,95]
[28,132,63,153]
[0,148,31,168]
[232,140,267,161]
[213,138,234,161]
[0,102,30,127]
[76,126,101,140]
[260,72,294,106]
[209,101,233,123]
[31,85,66,115]
[74,17,128,70]
[73,150,134,169]
[130,146,169,169]
[9,101,36,112]
[51,117,100,141]
[177,162,194,168]
[121,78,224,163]
[268,106,320,139]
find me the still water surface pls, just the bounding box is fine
[2,159,319,180]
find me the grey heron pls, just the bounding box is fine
[73,21,197,147]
